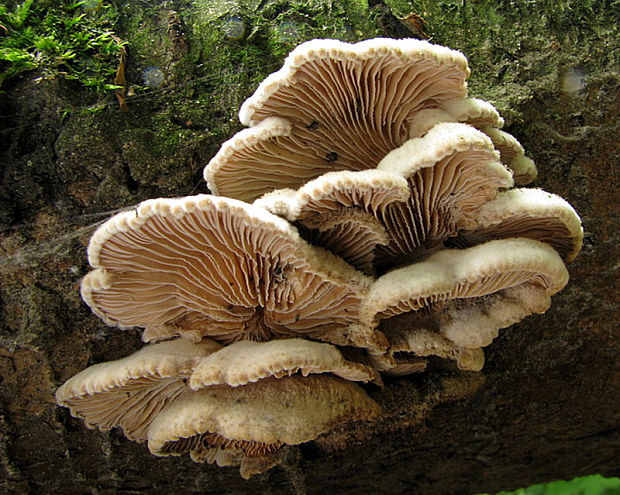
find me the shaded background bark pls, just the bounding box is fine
[1,0,618,493]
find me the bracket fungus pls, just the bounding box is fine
[189,338,377,388]
[205,37,470,201]
[80,194,373,347]
[407,97,537,185]
[256,122,516,273]
[56,337,380,478]
[360,238,569,370]
[407,97,505,137]
[56,37,583,479]
[55,338,223,442]
[254,169,410,274]
[447,188,583,262]
[149,374,380,479]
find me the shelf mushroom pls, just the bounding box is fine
[373,122,514,270]
[254,169,410,274]
[255,122,515,273]
[482,127,537,185]
[407,97,537,185]
[407,97,504,138]
[80,194,382,349]
[253,123,581,275]
[148,374,381,479]
[447,188,584,262]
[55,35,586,479]
[359,238,570,371]
[55,338,223,442]
[188,338,378,388]
[205,37,470,202]
[56,338,380,479]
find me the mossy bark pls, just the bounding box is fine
[0,1,618,494]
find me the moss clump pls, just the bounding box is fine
[0,0,124,92]
[373,0,617,123]
[476,474,620,495]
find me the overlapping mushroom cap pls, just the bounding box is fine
[447,188,583,262]
[408,97,505,137]
[255,122,515,272]
[56,338,380,478]
[254,169,410,274]
[373,122,513,269]
[148,374,380,479]
[254,123,581,275]
[55,339,222,441]
[81,194,373,346]
[189,338,377,388]
[56,37,584,479]
[205,38,470,201]
[360,238,569,370]
[407,97,537,185]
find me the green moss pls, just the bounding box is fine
[476,474,620,495]
[373,0,617,123]
[171,0,380,146]
[0,0,124,92]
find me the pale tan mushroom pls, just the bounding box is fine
[447,188,583,262]
[482,127,537,184]
[55,338,222,441]
[147,374,381,478]
[81,194,373,346]
[204,117,333,202]
[408,97,505,137]
[255,169,409,274]
[374,122,514,270]
[407,98,537,185]
[439,283,555,349]
[189,338,377,388]
[254,123,514,273]
[360,238,569,358]
[205,38,470,201]
[254,169,410,221]
[379,312,485,372]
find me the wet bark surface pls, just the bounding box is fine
[1,1,618,493]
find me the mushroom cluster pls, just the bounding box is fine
[56,38,582,478]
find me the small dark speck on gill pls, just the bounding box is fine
[325,152,338,162]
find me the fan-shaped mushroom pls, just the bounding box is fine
[205,38,470,201]
[253,123,516,273]
[81,194,374,347]
[189,338,377,388]
[56,337,377,443]
[374,122,513,269]
[407,98,537,185]
[55,338,222,441]
[147,374,381,478]
[447,188,584,262]
[360,238,569,363]
[255,169,409,274]
[482,127,537,184]
[408,97,505,137]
